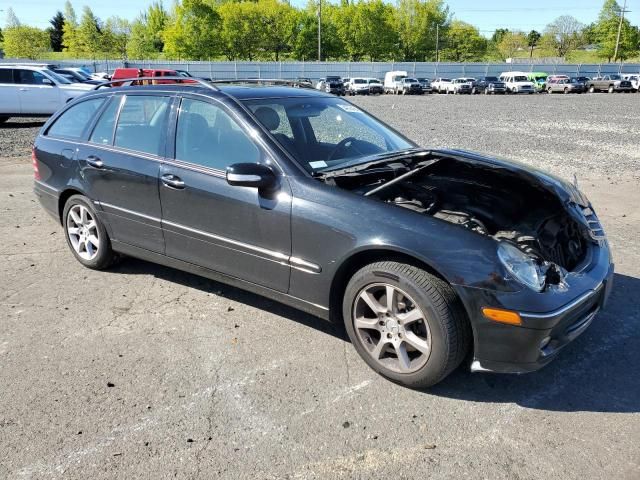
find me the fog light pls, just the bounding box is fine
[482,307,522,326]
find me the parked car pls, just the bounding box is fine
[499,72,535,94]
[622,74,639,92]
[447,78,473,94]
[110,68,192,86]
[587,75,633,93]
[33,80,614,388]
[397,78,423,95]
[348,77,371,95]
[366,78,384,95]
[475,76,506,94]
[416,78,432,93]
[295,77,314,88]
[316,76,345,95]
[0,64,93,123]
[546,77,585,94]
[342,77,350,88]
[383,71,407,94]
[527,72,549,92]
[53,68,102,85]
[431,78,452,94]
[175,69,212,82]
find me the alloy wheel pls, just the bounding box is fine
[352,283,432,373]
[67,204,100,260]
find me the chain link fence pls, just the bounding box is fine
[3,59,640,80]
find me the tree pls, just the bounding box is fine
[394,0,449,61]
[62,1,78,53]
[3,26,50,59]
[440,20,486,62]
[497,31,527,60]
[351,0,398,61]
[163,0,221,60]
[127,2,168,59]
[543,15,584,57]
[104,17,131,59]
[219,1,262,60]
[48,11,65,52]
[4,7,20,28]
[257,0,299,61]
[292,3,345,61]
[71,6,103,56]
[526,30,541,58]
[594,0,638,61]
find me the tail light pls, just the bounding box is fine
[32,147,41,181]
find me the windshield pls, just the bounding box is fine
[45,70,73,84]
[485,77,498,82]
[609,75,621,80]
[368,79,381,84]
[514,76,528,82]
[242,97,414,173]
[326,76,341,82]
[353,79,366,84]
[405,78,417,83]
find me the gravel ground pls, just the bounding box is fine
[1,95,639,479]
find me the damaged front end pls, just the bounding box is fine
[320,149,605,292]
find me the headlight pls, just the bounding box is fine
[497,242,545,292]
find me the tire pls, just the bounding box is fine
[564,87,569,94]
[589,85,595,93]
[484,89,489,95]
[608,85,615,93]
[63,194,118,270]
[548,88,553,94]
[342,261,470,388]
[0,116,9,124]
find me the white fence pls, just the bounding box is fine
[3,59,640,80]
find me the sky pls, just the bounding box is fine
[2,0,638,37]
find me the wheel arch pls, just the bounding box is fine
[329,247,458,322]
[58,188,88,224]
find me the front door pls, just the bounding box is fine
[0,69,21,114]
[80,93,171,253]
[159,96,291,292]
[14,69,61,114]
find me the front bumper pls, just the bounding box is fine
[456,242,614,374]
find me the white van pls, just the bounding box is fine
[0,65,93,123]
[499,71,535,94]
[622,74,639,91]
[384,71,407,94]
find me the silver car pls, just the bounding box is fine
[547,78,585,94]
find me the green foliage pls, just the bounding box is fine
[497,31,527,60]
[543,15,584,57]
[595,0,638,61]
[394,0,449,61]
[219,1,263,60]
[440,20,486,62]
[163,0,222,60]
[128,2,169,59]
[3,26,51,59]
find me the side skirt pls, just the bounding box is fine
[111,240,331,321]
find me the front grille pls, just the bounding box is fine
[581,206,606,240]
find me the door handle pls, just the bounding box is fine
[19,88,28,91]
[86,155,104,168]
[161,174,185,189]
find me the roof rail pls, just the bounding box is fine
[93,76,219,91]
[209,78,315,89]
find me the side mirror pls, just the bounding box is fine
[226,163,278,193]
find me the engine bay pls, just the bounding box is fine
[326,155,591,273]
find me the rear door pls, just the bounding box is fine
[14,69,62,114]
[0,69,21,114]
[80,93,171,253]
[159,95,291,292]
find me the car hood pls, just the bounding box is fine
[432,148,590,207]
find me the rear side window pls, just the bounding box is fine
[47,98,105,139]
[14,69,51,85]
[0,69,14,84]
[89,97,121,145]
[114,95,171,156]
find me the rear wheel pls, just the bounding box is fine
[564,87,569,94]
[343,261,470,388]
[63,194,118,270]
[608,85,615,93]
[589,85,595,93]
[0,116,9,124]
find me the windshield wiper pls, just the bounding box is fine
[315,148,429,179]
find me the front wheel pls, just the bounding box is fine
[589,85,595,93]
[343,261,470,388]
[63,194,118,270]
[0,116,9,124]
[608,85,615,93]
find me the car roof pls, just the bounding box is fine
[93,83,334,100]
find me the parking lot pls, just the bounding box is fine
[1,93,639,479]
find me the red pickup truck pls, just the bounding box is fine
[110,68,195,86]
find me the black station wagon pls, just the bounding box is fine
[33,78,614,387]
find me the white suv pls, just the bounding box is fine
[499,72,535,94]
[0,65,94,123]
[622,74,639,92]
